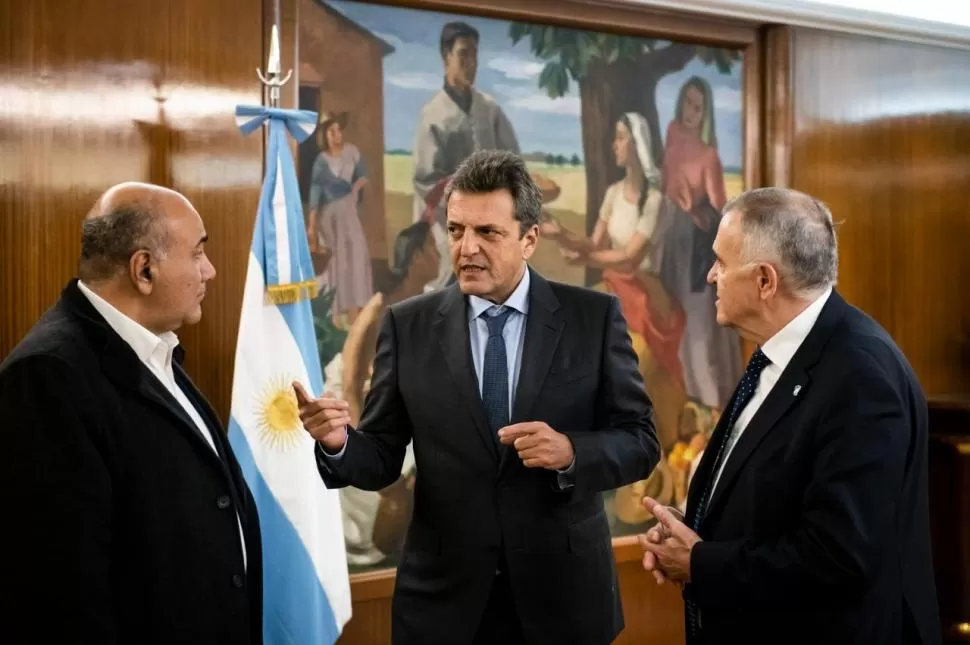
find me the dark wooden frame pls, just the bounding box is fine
[269,0,764,601]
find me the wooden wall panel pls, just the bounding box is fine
[0,0,265,421]
[783,27,970,397]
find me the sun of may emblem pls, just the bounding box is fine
[255,375,303,450]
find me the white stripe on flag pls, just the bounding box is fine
[271,158,292,285]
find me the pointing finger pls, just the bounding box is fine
[497,423,541,442]
[650,502,691,542]
[292,381,312,406]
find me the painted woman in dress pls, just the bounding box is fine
[659,76,743,411]
[543,112,686,450]
[307,110,373,328]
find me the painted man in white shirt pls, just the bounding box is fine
[412,20,521,289]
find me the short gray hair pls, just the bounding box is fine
[78,201,168,281]
[725,187,838,296]
[444,149,542,236]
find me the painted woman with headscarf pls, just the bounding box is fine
[659,76,743,411]
[544,112,686,448]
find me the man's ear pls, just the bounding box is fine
[757,262,780,299]
[521,224,539,260]
[130,250,154,295]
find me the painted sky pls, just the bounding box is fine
[324,0,744,169]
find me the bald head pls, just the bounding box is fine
[77,182,215,334]
[79,182,188,283]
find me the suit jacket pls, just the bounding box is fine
[0,280,263,645]
[317,268,660,645]
[683,291,941,645]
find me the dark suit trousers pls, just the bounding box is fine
[473,565,526,645]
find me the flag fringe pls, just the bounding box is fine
[266,280,318,305]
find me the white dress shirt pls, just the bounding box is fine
[709,287,832,493]
[77,281,247,570]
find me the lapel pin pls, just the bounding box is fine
[793,385,802,396]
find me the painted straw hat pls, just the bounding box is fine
[530,172,561,204]
[317,110,348,131]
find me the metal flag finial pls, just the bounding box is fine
[257,24,292,108]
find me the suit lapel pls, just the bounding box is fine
[125,358,227,464]
[501,270,563,473]
[703,367,810,520]
[172,361,255,523]
[695,290,850,525]
[172,359,230,459]
[433,284,500,463]
[685,394,736,527]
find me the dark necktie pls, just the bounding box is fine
[481,306,513,435]
[685,347,771,641]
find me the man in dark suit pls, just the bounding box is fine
[639,187,941,645]
[0,182,262,644]
[295,150,660,645]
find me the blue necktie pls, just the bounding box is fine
[685,347,771,641]
[481,306,513,435]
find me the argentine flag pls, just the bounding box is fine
[229,104,352,643]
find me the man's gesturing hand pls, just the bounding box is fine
[293,381,350,453]
[497,422,574,470]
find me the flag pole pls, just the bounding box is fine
[256,18,291,108]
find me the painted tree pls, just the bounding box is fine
[508,24,739,246]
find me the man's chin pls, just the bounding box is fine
[457,273,488,294]
[714,310,731,328]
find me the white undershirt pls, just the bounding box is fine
[77,281,247,570]
[710,287,832,493]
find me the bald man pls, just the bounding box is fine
[0,183,263,645]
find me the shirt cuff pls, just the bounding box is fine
[555,456,576,490]
[316,429,348,460]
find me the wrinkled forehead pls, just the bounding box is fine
[446,189,516,229]
[713,209,744,257]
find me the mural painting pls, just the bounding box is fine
[297,0,747,573]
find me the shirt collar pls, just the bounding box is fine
[77,280,180,369]
[761,286,832,370]
[467,267,531,321]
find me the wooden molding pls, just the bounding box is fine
[743,31,764,190]
[368,0,758,46]
[764,25,793,187]
[622,0,970,51]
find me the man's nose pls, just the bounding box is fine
[460,233,480,257]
